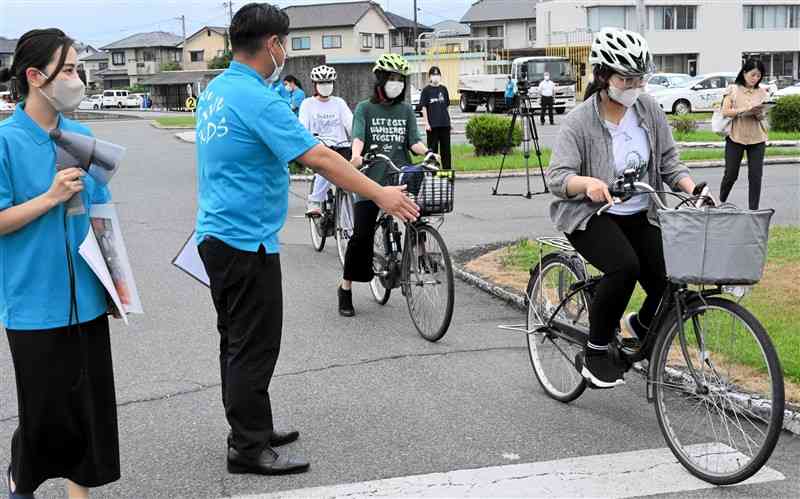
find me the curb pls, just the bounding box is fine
[154,121,195,130]
[453,256,800,435]
[677,140,800,149]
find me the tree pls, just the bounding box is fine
[208,52,232,70]
[161,61,182,71]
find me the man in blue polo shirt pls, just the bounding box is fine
[195,3,418,476]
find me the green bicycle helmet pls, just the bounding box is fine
[373,53,410,76]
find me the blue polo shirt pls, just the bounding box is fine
[195,61,318,253]
[0,104,111,330]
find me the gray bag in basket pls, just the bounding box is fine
[658,206,774,285]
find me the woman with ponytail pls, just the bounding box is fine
[0,29,120,499]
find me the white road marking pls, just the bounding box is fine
[233,444,784,498]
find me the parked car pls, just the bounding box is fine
[775,82,800,98]
[650,72,737,114]
[102,89,131,108]
[410,85,422,115]
[78,94,103,110]
[0,100,14,112]
[645,73,692,94]
[129,93,148,108]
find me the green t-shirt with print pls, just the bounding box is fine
[352,99,421,185]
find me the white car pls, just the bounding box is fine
[645,73,692,94]
[0,100,14,112]
[78,95,103,110]
[651,73,737,114]
[410,85,422,116]
[775,82,800,98]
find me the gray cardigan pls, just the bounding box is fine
[546,92,690,234]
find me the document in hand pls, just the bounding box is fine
[172,231,210,287]
[79,204,144,323]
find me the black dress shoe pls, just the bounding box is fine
[227,447,310,475]
[227,429,300,449]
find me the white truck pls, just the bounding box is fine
[458,56,577,114]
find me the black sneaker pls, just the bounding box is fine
[580,348,625,389]
[338,287,354,317]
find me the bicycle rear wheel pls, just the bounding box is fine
[335,189,353,267]
[526,252,589,403]
[652,296,784,485]
[402,225,454,342]
[308,178,326,252]
[369,218,391,305]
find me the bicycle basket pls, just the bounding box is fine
[658,206,774,285]
[399,169,454,215]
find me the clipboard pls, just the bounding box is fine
[172,230,210,287]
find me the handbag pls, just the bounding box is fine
[712,89,733,136]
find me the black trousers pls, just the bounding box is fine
[343,200,380,282]
[540,96,555,124]
[7,315,120,494]
[720,138,765,210]
[426,126,452,170]
[566,212,667,346]
[199,237,282,459]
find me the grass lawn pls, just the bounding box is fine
[499,226,800,385]
[668,112,712,121]
[440,144,800,172]
[675,130,800,142]
[154,116,196,127]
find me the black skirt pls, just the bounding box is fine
[6,315,120,494]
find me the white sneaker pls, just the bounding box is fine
[306,201,322,217]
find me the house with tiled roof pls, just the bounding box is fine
[97,31,183,88]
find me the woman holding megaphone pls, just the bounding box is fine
[0,29,120,498]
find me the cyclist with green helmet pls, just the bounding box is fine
[338,53,435,316]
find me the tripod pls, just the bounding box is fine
[491,93,548,198]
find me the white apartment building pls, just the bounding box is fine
[536,0,800,80]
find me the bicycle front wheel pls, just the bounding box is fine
[308,178,326,251]
[335,189,353,267]
[652,296,784,485]
[526,252,589,403]
[402,225,454,342]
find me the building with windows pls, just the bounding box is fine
[182,26,229,71]
[98,31,183,89]
[282,1,429,59]
[536,1,800,80]
[78,51,110,90]
[0,37,16,72]
[460,0,539,52]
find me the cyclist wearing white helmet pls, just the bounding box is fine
[338,53,434,317]
[546,27,705,388]
[302,65,354,216]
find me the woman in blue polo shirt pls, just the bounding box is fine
[0,30,119,498]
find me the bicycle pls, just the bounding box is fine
[501,169,784,485]
[306,137,355,266]
[362,149,456,342]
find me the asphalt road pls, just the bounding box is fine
[0,120,797,498]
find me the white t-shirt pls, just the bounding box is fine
[298,96,353,146]
[605,108,651,216]
[538,79,555,97]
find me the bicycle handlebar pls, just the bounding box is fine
[596,169,717,216]
[360,148,441,175]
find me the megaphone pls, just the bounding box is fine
[49,129,126,216]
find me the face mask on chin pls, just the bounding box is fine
[384,81,404,99]
[37,70,85,113]
[607,85,642,108]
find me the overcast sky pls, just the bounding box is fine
[0,0,476,48]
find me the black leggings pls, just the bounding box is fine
[343,200,380,282]
[719,138,765,210]
[426,127,452,170]
[566,212,667,346]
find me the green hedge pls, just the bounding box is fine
[465,115,522,156]
[769,95,800,132]
[670,115,698,134]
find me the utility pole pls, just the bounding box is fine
[175,15,186,67]
[413,0,418,54]
[636,0,646,35]
[223,1,235,53]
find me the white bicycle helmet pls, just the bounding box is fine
[310,65,337,82]
[589,27,654,76]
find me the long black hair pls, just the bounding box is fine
[583,64,615,101]
[0,28,74,101]
[370,69,406,106]
[735,58,766,88]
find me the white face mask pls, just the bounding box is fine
[430,75,441,85]
[317,83,334,97]
[384,81,405,99]
[544,74,550,81]
[37,70,85,112]
[266,40,286,84]
[608,85,642,108]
